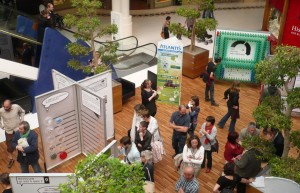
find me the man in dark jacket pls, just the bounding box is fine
[12,121,42,173]
[234,148,261,193]
[265,127,284,157]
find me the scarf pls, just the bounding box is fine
[20,130,30,138]
[204,124,213,144]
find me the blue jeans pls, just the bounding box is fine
[20,160,42,173]
[218,106,236,132]
[205,81,215,104]
[172,132,187,155]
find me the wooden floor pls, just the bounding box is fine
[1,76,300,192]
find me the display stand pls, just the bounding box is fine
[35,84,106,170]
[214,29,270,82]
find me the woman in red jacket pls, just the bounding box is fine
[224,131,243,163]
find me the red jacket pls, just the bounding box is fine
[224,142,243,163]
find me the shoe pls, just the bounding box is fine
[205,98,210,102]
[217,124,224,129]
[7,159,14,168]
[211,103,219,107]
[205,168,211,173]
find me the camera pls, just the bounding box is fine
[186,102,193,109]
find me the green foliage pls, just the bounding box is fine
[291,130,300,152]
[242,135,276,161]
[59,154,145,193]
[269,157,300,184]
[195,18,218,40]
[254,45,300,159]
[253,103,292,131]
[169,23,187,37]
[63,0,118,75]
[255,46,300,86]
[287,87,300,109]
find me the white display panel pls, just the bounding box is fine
[35,85,82,170]
[10,173,72,193]
[52,69,76,90]
[78,71,114,140]
[77,87,107,155]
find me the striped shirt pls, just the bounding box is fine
[175,176,199,193]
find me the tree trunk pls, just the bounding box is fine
[282,128,291,158]
[282,104,292,158]
[189,18,196,52]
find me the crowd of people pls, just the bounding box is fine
[115,54,285,193]
[0,59,285,193]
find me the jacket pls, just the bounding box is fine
[234,149,261,178]
[12,130,39,164]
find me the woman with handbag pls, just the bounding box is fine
[142,109,160,142]
[142,150,155,193]
[162,16,171,39]
[200,116,217,173]
[129,104,146,141]
[141,79,158,117]
[181,135,204,177]
[217,81,240,132]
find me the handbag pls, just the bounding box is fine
[144,167,155,193]
[160,31,164,39]
[210,139,219,153]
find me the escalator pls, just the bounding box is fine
[0,4,157,79]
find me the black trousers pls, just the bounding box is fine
[201,150,212,169]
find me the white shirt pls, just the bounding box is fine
[147,116,160,142]
[130,111,143,141]
[182,145,205,166]
[199,123,217,151]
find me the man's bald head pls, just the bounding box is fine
[3,100,11,111]
[183,166,194,181]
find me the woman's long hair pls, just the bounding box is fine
[230,80,240,93]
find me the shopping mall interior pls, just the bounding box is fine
[0,0,300,192]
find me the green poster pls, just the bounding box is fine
[156,37,183,105]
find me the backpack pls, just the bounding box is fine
[200,71,209,83]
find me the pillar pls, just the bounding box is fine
[111,0,132,39]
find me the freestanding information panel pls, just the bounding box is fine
[10,173,72,193]
[36,84,107,170]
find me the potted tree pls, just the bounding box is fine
[59,154,145,192]
[169,0,218,78]
[63,0,118,75]
[253,45,300,183]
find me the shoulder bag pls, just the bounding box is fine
[144,167,155,193]
[210,138,219,153]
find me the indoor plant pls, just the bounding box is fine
[253,45,300,183]
[63,0,118,75]
[59,154,145,193]
[169,0,218,78]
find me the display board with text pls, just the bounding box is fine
[214,29,270,82]
[10,173,72,193]
[156,37,183,105]
[35,84,106,170]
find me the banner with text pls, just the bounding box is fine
[156,37,183,105]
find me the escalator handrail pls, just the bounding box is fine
[61,27,138,51]
[61,27,157,64]
[0,29,42,45]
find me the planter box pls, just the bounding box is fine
[182,46,209,79]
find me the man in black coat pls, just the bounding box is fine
[12,121,42,173]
